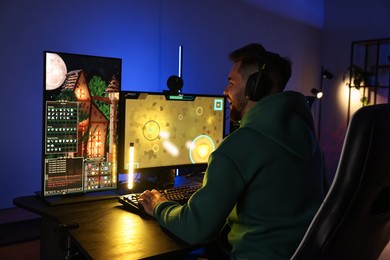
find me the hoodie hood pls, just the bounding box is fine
[240,91,318,159]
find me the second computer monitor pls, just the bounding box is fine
[42,51,122,198]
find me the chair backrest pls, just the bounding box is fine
[291,104,390,260]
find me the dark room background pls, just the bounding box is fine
[0,0,389,209]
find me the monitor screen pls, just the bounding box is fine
[42,51,121,197]
[119,91,226,174]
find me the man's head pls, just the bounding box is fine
[224,43,291,123]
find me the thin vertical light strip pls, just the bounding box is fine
[128,143,134,190]
[178,45,183,78]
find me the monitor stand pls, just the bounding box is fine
[126,168,176,193]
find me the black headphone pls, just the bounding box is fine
[245,52,279,102]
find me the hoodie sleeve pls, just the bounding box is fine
[154,151,246,244]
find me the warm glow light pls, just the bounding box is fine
[128,143,134,190]
[339,84,364,117]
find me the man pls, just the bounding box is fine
[138,43,327,259]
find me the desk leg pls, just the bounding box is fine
[40,216,67,259]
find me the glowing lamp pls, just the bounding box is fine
[311,88,323,99]
[128,143,134,190]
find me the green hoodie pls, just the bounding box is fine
[154,91,327,259]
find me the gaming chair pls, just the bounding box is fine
[291,104,390,259]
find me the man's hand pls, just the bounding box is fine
[138,189,168,216]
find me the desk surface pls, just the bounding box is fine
[14,195,195,259]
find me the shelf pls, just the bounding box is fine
[352,38,390,46]
[352,85,389,89]
[376,65,390,70]
[347,38,390,126]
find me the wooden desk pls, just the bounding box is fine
[13,195,195,259]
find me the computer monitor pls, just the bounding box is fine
[119,91,226,179]
[42,51,121,198]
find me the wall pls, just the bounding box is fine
[0,0,322,208]
[320,0,390,178]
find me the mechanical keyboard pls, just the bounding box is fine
[118,183,202,216]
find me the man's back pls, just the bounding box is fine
[216,91,326,259]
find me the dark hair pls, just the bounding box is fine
[266,51,292,89]
[229,43,292,91]
[229,43,267,71]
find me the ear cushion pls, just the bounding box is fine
[245,72,260,100]
[245,66,272,101]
